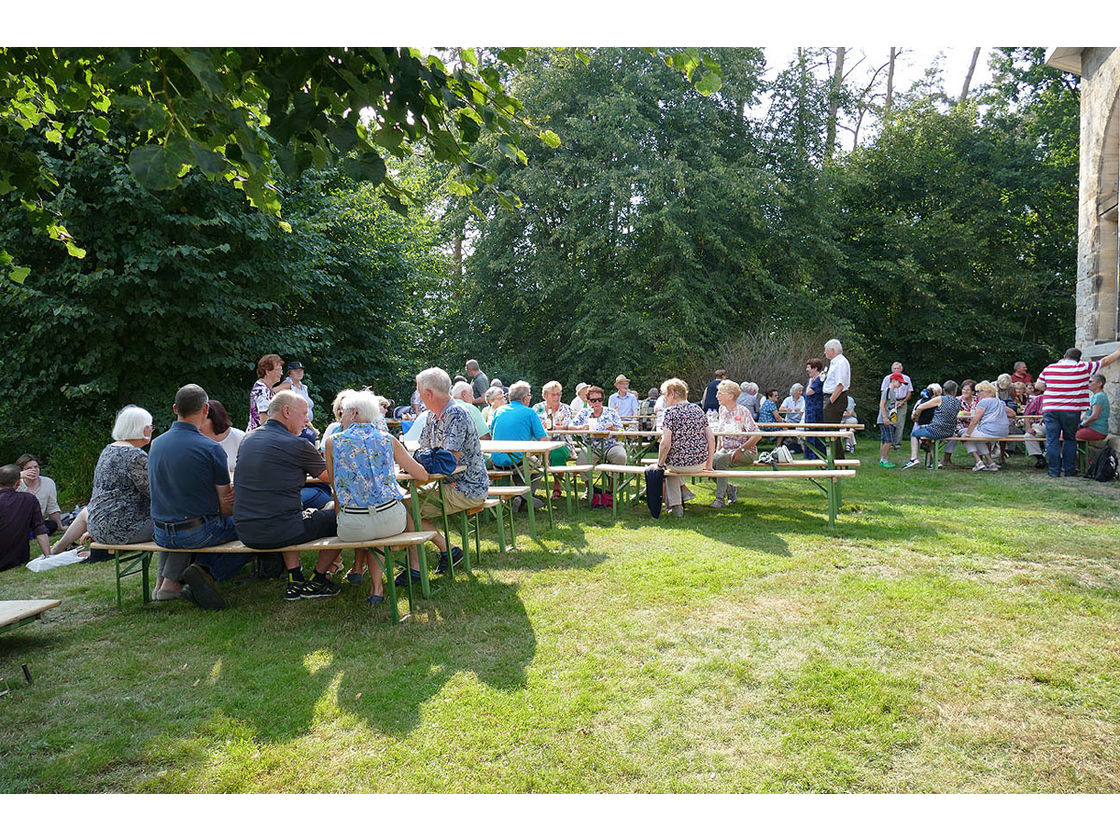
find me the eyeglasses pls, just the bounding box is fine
[588,397,603,402]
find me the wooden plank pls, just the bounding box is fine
[0,599,61,629]
[91,531,439,555]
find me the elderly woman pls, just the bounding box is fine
[709,380,761,508]
[775,382,806,453]
[1076,374,1110,443]
[656,378,714,517]
[325,390,432,604]
[52,405,155,555]
[758,389,779,424]
[481,385,508,429]
[248,353,284,431]
[902,381,961,469]
[200,400,245,473]
[941,379,976,467]
[962,380,1013,471]
[534,381,575,499]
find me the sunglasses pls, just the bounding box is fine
[588,396,604,402]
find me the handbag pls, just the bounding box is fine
[645,465,664,518]
[414,447,459,475]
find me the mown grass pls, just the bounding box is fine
[2,441,1119,792]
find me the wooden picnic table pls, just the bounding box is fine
[481,439,567,534]
[551,427,662,465]
[754,421,865,429]
[0,599,61,635]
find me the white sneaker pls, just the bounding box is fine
[901,458,920,470]
[681,487,696,502]
[984,463,1000,471]
[971,462,987,472]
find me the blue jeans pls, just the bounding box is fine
[1044,411,1080,476]
[300,484,332,509]
[154,515,240,582]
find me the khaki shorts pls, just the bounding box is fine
[418,484,487,521]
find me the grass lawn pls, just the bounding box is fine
[2,440,1119,793]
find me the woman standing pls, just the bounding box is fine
[803,359,825,459]
[248,353,284,431]
[656,378,714,517]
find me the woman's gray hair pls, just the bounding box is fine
[508,380,532,402]
[112,405,153,441]
[790,382,804,395]
[717,379,741,398]
[416,367,452,397]
[451,381,474,401]
[486,386,506,404]
[825,338,843,354]
[341,390,383,423]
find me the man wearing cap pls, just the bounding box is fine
[609,375,639,422]
[570,382,591,415]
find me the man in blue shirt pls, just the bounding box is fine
[608,374,639,421]
[491,379,548,511]
[148,384,241,610]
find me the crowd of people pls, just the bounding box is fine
[3,338,1115,596]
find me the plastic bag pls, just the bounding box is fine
[27,548,89,571]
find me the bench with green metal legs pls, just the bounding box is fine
[458,497,504,568]
[548,464,596,515]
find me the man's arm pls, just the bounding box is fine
[35,532,51,557]
[1100,345,1120,367]
[215,485,234,516]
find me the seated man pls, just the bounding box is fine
[901,380,962,469]
[234,390,341,601]
[398,367,490,585]
[148,384,244,609]
[490,379,549,511]
[0,463,50,572]
[451,381,492,441]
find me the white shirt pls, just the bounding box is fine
[822,353,851,396]
[570,395,587,414]
[879,373,913,400]
[403,411,429,442]
[218,427,245,473]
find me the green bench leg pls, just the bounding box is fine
[408,491,432,599]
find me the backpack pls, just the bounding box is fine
[1085,446,1118,482]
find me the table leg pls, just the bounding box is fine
[409,490,432,599]
[543,455,554,529]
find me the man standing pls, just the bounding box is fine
[148,384,241,609]
[702,369,727,413]
[879,362,914,448]
[608,374,639,421]
[465,359,489,406]
[0,464,49,573]
[1036,345,1120,477]
[491,380,549,511]
[402,367,490,583]
[234,390,341,600]
[822,338,852,460]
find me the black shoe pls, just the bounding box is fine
[1034,457,1047,469]
[394,567,423,588]
[284,579,310,601]
[182,564,226,610]
[300,578,340,599]
[436,546,464,575]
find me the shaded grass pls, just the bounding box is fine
[2,441,1119,792]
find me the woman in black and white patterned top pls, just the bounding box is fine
[656,378,714,517]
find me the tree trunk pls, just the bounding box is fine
[825,47,845,161]
[452,234,462,277]
[885,48,896,116]
[960,47,981,102]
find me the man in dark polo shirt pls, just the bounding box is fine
[234,389,341,601]
[0,463,50,573]
[148,384,240,610]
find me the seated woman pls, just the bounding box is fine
[655,378,714,517]
[481,386,507,429]
[53,405,155,556]
[941,379,976,467]
[319,389,356,452]
[1076,374,1110,444]
[325,390,433,605]
[758,389,779,424]
[201,400,245,473]
[961,380,1013,471]
[709,380,761,508]
[902,380,961,469]
[775,382,806,452]
[16,453,62,535]
[533,380,575,500]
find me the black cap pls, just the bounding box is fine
[286,361,304,371]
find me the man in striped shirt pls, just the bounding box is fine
[1036,345,1120,476]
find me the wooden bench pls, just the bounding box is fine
[546,464,596,514]
[593,464,857,525]
[0,599,61,636]
[90,532,438,624]
[640,457,861,468]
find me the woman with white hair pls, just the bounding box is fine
[656,378,714,517]
[51,405,155,554]
[325,390,432,604]
[775,382,806,453]
[481,385,508,429]
[961,380,1013,471]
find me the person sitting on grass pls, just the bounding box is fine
[902,381,961,469]
[709,379,761,509]
[0,463,49,573]
[234,389,341,601]
[877,372,906,468]
[656,378,714,518]
[15,453,61,536]
[1076,374,1110,445]
[325,390,433,606]
[961,380,1013,472]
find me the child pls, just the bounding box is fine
[877,372,906,467]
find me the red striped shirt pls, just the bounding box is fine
[1037,359,1101,413]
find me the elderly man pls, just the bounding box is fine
[234,390,341,600]
[451,381,492,441]
[465,359,489,406]
[1036,345,1120,477]
[1011,361,1033,386]
[879,362,913,448]
[491,379,549,511]
[403,367,490,583]
[822,338,852,459]
[0,463,50,573]
[609,374,639,421]
[148,384,241,610]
